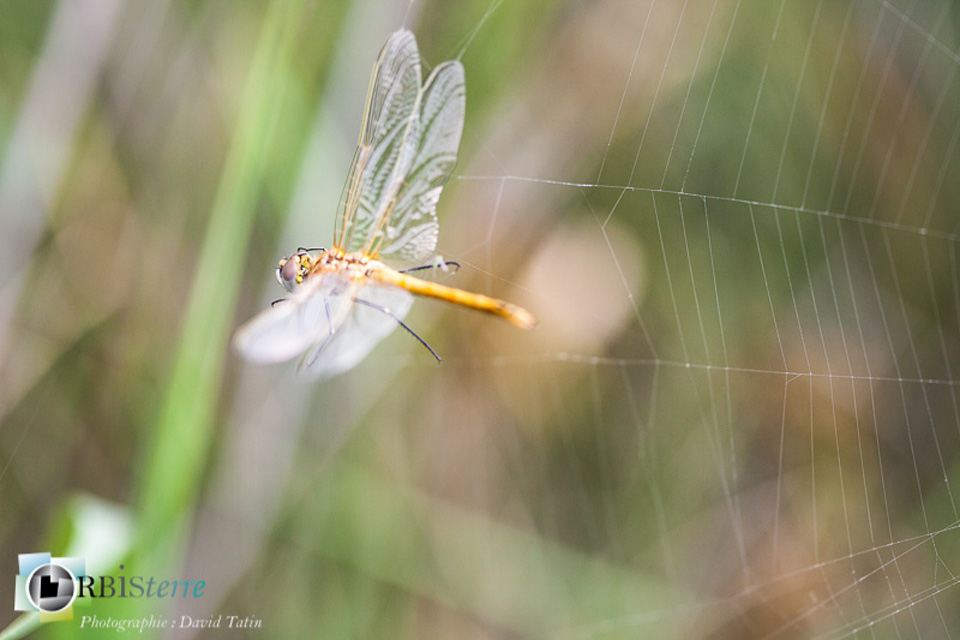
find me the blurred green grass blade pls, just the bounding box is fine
[134,0,303,568]
[0,614,40,640]
[308,465,690,637]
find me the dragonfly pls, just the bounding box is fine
[233,29,537,379]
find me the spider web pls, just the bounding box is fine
[207,0,960,637]
[415,0,960,636]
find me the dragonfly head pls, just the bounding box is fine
[276,250,319,292]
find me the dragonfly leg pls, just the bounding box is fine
[305,300,337,368]
[351,298,442,363]
[399,260,460,275]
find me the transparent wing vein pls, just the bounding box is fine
[335,29,423,254]
[374,60,466,266]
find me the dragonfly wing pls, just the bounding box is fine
[233,274,355,363]
[335,29,423,254]
[373,60,466,267]
[297,279,414,379]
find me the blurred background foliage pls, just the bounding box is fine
[1,0,960,638]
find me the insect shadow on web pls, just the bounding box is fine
[351,297,442,363]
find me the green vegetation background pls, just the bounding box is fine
[1,0,959,638]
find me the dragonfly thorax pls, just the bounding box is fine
[276,248,377,292]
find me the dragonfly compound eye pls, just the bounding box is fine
[277,256,301,291]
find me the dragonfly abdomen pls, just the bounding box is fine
[370,266,537,330]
